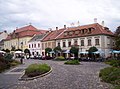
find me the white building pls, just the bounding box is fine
[0,31,8,50]
[55,23,114,58]
[28,34,46,56]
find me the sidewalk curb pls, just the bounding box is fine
[18,67,52,81]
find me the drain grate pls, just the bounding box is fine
[10,68,24,72]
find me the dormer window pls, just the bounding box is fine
[75,30,79,35]
[69,31,73,35]
[81,29,84,34]
[64,32,67,36]
[88,28,92,33]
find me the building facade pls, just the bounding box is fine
[41,26,66,56]
[28,34,45,56]
[0,31,8,50]
[56,23,114,58]
[4,25,47,51]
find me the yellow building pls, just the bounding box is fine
[4,25,47,51]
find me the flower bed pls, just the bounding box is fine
[25,64,51,77]
[54,56,65,61]
[64,60,80,65]
[99,59,120,89]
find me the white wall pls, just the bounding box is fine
[56,35,114,58]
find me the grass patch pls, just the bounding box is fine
[105,59,120,67]
[64,60,80,65]
[54,56,65,61]
[99,67,120,88]
[25,64,51,77]
[114,86,120,89]
[10,60,21,66]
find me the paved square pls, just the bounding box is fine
[0,60,112,89]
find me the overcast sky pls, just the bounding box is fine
[0,0,120,33]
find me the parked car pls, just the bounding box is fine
[42,56,53,60]
[30,55,42,59]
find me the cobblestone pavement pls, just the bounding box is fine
[0,59,113,89]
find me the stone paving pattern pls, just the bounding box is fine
[0,59,113,89]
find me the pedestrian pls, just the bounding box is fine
[20,56,24,64]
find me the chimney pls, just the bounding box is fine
[56,27,58,30]
[48,28,52,32]
[101,21,104,27]
[64,25,66,29]
[94,18,97,23]
[4,30,7,33]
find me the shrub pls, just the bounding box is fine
[105,59,120,67]
[99,67,120,85]
[64,60,80,65]
[114,86,120,89]
[4,53,13,62]
[25,64,51,77]
[0,54,20,72]
[10,60,21,66]
[54,56,65,61]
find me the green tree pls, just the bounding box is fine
[11,46,16,51]
[24,49,30,58]
[114,26,120,50]
[53,46,62,56]
[88,46,98,60]
[70,46,79,59]
[88,46,98,53]
[53,46,62,53]
[5,49,10,53]
[45,47,52,54]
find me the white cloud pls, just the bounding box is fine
[0,0,120,32]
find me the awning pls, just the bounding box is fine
[93,50,104,54]
[63,50,70,53]
[0,50,6,53]
[79,51,88,54]
[49,51,55,54]
[109,50,120,54]
[113,50,120,53]
[15,51,24,54]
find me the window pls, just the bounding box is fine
[32,52,34,55]
[107,37,110,45]
[58,42,60,46]
[45,43,47,48]
[95,39,99,45]
[29,44,31,48]
[88,28,92,33]
[81,40,84,46]
[64,32,67,36]
[68,41,71,47]
[38,43,40,47]
[42,43,44,50]
[37,52,39,55]
[63,42,66,47]
[82,29,84,34]
[69,31,73,35]
[75,31,79,35]
[88,39,91,46]
[74,40,78,45]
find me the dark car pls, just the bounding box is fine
[42,56,53,60]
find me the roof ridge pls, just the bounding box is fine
[97,23,106,33]
[55,29,66,39]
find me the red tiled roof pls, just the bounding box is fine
[42,28,65,41]
[15,25,37,33]
[5,25,47,41]
[57,23,114,39]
